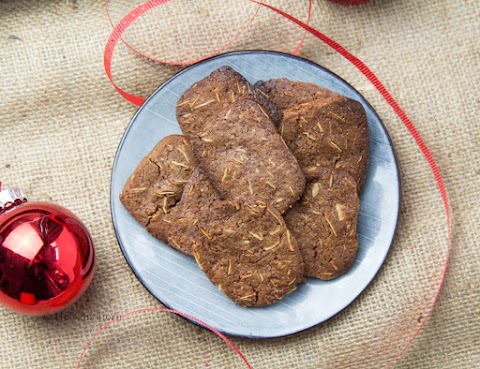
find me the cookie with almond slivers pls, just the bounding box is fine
[193,202,304,307]
[255,78,338,112]
[280,99,369,191]
[256,79,369,191]
[284,168,360,280]
[187,99,306,214]
[151,167,305,307]
[176,66,282,135]
[148,167,237,256]
[119,135,195,254]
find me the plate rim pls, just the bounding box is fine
[110,49,401,338]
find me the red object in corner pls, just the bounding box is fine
[0,197,95,316]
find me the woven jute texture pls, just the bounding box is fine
[0,0,478,368]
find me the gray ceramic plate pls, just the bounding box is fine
[111,51,400,338]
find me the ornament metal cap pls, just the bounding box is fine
[0,187,28,212]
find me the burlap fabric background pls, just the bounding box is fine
[0,0,478,368]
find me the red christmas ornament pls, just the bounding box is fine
[0,185,95,315]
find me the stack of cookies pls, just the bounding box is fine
[120,66,369,307]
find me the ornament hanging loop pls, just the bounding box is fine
[0,187,28,214]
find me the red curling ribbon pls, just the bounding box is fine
[105,0,311,65]
[103,0,171,106]
[104,0,312,106]
[292,0,312,56]
[250,1,451,366]
[104,0,262,66]
[76,307,253,369]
